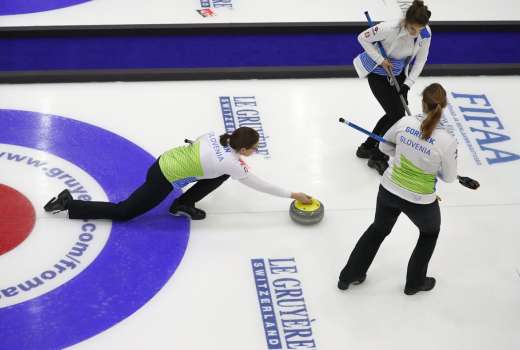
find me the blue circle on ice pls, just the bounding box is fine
[0,0,92,15]
[0,109,190,349]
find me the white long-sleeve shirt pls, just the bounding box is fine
[379,115,458,204]
[159,132,291,198]
[238,173,291,198]
[353,20,431,87]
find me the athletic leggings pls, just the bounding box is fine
[339,185,440,289]
[365,72,408,159]
[68,159,230,221]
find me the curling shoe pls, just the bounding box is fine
[44,189,72,213]
[169,202,206,220]
[404,277,436,295]
[367,158,389,175]
[356,142,377,159]
[337,274,367,291]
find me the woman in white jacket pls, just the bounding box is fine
[338,83,457,295]
[354,0,432,175]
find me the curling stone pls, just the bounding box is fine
[289,198,324,225]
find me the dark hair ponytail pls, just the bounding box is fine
[219,133,232,147]
[405,0,431,26]
[420,83,447,140]
[219,127,259,151]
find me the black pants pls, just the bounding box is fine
[365,72,408,160]
[339,186,440,289]
[68,160,230,221]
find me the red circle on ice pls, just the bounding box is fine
[0,184,36,255]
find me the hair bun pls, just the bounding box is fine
[406,0,430,26]
[219,133,232,147]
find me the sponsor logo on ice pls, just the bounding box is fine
[443,92,519,165]
[251,258,317,350]
[219,96,271,159]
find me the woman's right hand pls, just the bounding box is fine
[291,192,313,204]
[381,59,393,72]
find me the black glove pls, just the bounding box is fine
[457,176,480,190]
